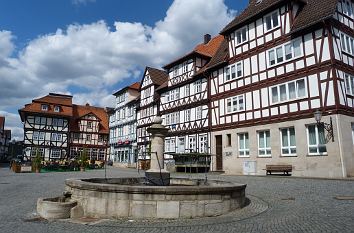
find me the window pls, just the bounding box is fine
[199,135,208,153]
[51,149,61,159]
[343,0,354,18]
[165,138,175,152]
[31,148,44,157]
[226,95,244,113]
[236,62,243,78]
[196,106,203,120]
[265,10,279,31]
[86,134,91,141]
[235,27,248,45]
[227,134,231,147]
[345,73,354,95]
[51,133,61,141]
[166,114,170,125]
[173,66,179,77]
[54,106,60,112]
[268,38,302,67]
[185,85,190,97]
[340,32,354,56]
[238,133,250,157]
[188,137,196,152]
[58,119,64,127]
[87,121,92,129]
[281,127,296,156]
[195,80,202,93]
[177,137,185,153]
[35,117,41,124]
[39,132,45,140]
[271,78,306,104]
[74,133,79,140]
[225,67,231,81]
[185,109,191,122]
[175,88,180,100]
[41,104,48,111]
[52,118,58,126]
[258,130,271,156]
[307,124,327,155]
[33,131,39,140]
[183,62,188,73]
[98,135,103,142]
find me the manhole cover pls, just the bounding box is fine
[334,196,354,200]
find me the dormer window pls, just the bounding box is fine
[54,106,60,112]
[41,104,48,111]
[264,10,280,32]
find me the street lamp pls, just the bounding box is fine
[104,140,107,179]
[313,110,334,143]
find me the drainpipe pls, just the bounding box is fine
[335,114,346,178]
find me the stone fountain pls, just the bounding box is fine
[37,117,247,220]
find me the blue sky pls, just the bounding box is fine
[0,0,248,139]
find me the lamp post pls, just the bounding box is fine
[104,140,107,179]
[313,110,334,143]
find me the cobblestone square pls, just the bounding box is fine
[1,165,354,233]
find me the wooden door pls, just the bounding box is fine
[215,135,223,171]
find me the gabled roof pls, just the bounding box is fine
[145,67,169,86]
[291,0,338,33]
[221,0,337,35]
[113,82,140,96]
[163,35,224,70]
[70,104,109,134]
[19,93,73,121]
[204,38,229,70]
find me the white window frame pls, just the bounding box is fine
[41,104,48,111]
[177,137,185,153]
[86,134,91,141]
[33,131,39,140]
[185,84,190,97]
[342,0,354,18]
[199,135,208,153]
[267,38,303,67]
[235,26,248,46]
[340,32,354,56]
[344,73,354,96]
[185,109,191,122]
[270,78,307,104]
[39,132,45,141]
[188,136,196,152]
[195,80,202,93]
[226,95,245,114]
[183,61,188,73]
[196,106,202,120]
[306,124,327,155]
[280,127,297,156]
[258,130,271,157]
[54,106,60,112]
[264,10,280,32]
[51,149,61,159]
[238,133,250,157]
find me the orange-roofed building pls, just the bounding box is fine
[19,93,109,161]
[155,34,223,172]
[69,104,109,161]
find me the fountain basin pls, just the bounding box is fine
[37,197,77,220]
[65,177,246,219]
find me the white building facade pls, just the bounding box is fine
[206,0,354,178]
[109,83,140,167]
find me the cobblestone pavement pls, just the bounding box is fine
[1,164,354,233]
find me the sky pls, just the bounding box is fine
[0,0,249,140]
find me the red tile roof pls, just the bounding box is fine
[163,35,224,69]
[113,82,141,96]
[70,104,109,134]
[146,67,169,86]
[19,93,73,121]
[129,82,141,90]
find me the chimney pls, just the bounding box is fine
[204,34,211,44]
[85,103,90,107]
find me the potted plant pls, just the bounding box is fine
[79,148,88,171]
[32,149,42,173]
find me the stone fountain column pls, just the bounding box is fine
[145,116,170,186]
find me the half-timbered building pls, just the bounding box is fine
[136,67,168,157]
[157,35,223,159]
[0,117,11,160]
[19,93,72,161]
[109,82,140,167]
[206,0,354,178]
[69,104,109,161]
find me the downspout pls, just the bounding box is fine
[335,114,346,177]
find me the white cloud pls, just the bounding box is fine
[0,0,236,140]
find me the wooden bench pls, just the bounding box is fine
[266,165,292,175]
